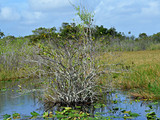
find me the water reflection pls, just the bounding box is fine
[94,91,160,119]
[0,79,43,119]
[0,79,160,119]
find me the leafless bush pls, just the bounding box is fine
[26,6,113,105]
[38,38,108,105]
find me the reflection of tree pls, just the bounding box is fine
[0,79,42,116]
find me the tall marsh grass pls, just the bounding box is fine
[115,50,160,99]
[104,39,160,51]
[0,38,38,81]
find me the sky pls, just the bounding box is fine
[0,0,160,37]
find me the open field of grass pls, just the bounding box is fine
[105,50,160,99]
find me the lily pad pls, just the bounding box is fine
[129,112,140,117]
[12,113,20,119]
[30,111,40,117]
[146,112,157,120]
[145,109,152,112]
[3,114,11,119]
[121,110,131,114]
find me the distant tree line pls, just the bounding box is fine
[0,29,5,39]
[1,23,160,46]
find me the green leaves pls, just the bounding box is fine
[73,4,94,26]
[12,113,20,119]
[43,112,53,118]
[30,111,40,119]
[146,112,157,120]
[3,113,21,120]
[121,110,140,119]
[0,32,4,39]
[0,88,7,92]
[3,114,11,120]
[129,112,140,117]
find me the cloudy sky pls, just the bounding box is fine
[0,0,160,37]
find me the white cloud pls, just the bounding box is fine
[94,0,160,35]
[95,0,142,18]
[0,7,21,21]
[2,0,160,37]
[141,1,160,16]
[95,0,160,19]
[29,0,71,11]
[21,11,43,24]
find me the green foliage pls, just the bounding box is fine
[3,114,11,120]
[30,111,40,116]
[30,27,57,43]
[12,113,20,119]
[139,33,147,39]
[0,31,5,39]
[54,107,90,119]
[60,22,81,40]
[0,88,7,92]
[105,38,160,52]
[147,43,160,50]
[121,62,160,99]
[32,27,56,35]
[128,112,140,117]
[152,32,160,42]
[0,37,39,81]
[3,35,15,40]
[73,5,94,26]
[30,111,40,119]
[146,112,157,120]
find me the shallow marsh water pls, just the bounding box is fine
[0,79,160,119]
[0,79,44,119]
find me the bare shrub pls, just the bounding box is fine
[28,5,112,105]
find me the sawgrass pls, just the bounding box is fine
[108,50,160,99]
[0,38,39,81]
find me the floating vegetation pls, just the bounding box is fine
[12,113,20,119]
[3,114,11,120]
[1,81,160,120]
[146,112,158,120]
[0,88,7,92]
[30,111,40,119]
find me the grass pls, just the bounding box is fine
[1,37,160,99]
[106,50,160,99]
[0,38,40,81]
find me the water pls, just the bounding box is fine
[95,91,160,119]
[0,79,43,119]
[0,79,160,119]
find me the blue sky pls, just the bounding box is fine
[0,0,160,37]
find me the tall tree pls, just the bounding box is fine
[139,33,147,39]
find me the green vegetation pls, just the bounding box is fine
[1,2,160,120]
[0,6,160,97]
[1,106,141,120]
[3,100,160,120]
[112,50,160,99]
